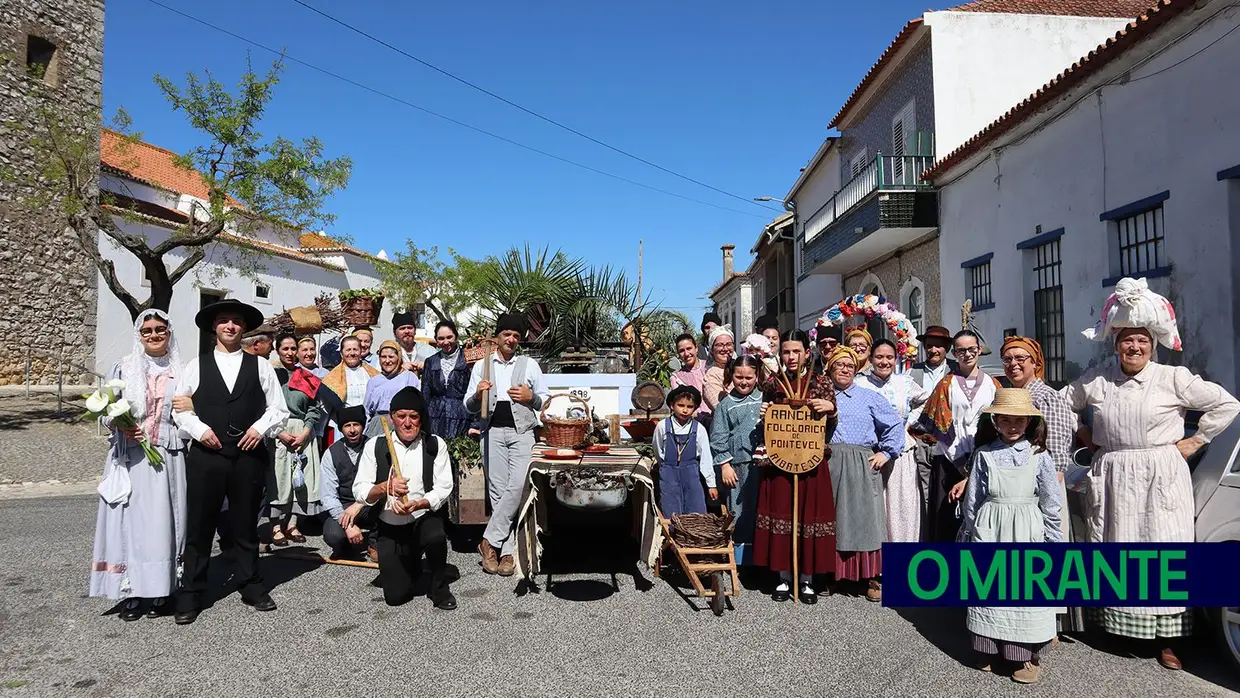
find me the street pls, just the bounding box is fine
[2,494,1238,697]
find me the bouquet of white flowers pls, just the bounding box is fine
[84,380,164,468]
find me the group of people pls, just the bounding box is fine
[660,277,1239,683]
[88,297,551,622]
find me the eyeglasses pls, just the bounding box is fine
[139,327,169,337]
[953,347,981,357]
[1002,354,1033,365]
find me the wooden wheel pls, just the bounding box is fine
[710,571,726,616]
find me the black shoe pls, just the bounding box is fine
[173,608,200,625]
[801,589,818,605]
[432,591,458,611]
[369,574,383,588]
[146,597,171,618]
[118,599,144,622]
[772,588,790,603]
[243,594,278,612]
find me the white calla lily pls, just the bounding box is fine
[107,379,127,395]
[106,399,132,419]
[84,391,109,414]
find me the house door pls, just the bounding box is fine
[198,290,225,354]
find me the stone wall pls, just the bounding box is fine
[842,234,942,336]
[0,0,104,384]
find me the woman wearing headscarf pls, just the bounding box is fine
[825,346,905,601]
[1065,278,1240,670]
[268,333,328,546]
[701,324,736,416]
[999,335,1083,636]
[844,328,873,374]
[364,340,422,439]
[753,329,838,604]
[917,330,1001,542]
[89,309,186,621]
[422,320,472,439]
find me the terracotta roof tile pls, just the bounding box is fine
[298,231,375,260]
[99,128,245,208]
[925,0,1188,180]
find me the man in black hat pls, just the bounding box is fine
[241,322,277,360]
[392,310,435,374]
[465,312,549,576]
[353,386,456,610]
[699,311,722,362]
[172,299,290,624]
[319,405,375,561]
[812,324,842,375]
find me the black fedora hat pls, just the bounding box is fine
[195,298,265,334]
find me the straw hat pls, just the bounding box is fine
[981,388,1043,418]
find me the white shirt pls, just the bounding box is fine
[352,433,454,525]
[652,417,717,488]
[465,351,551,407]
[344,365,369,407]
[173,348,290,442]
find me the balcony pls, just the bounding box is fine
[800,154,938,276]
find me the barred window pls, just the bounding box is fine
[1117,206,1165,276]
[1031,240,1065,386]
[969,261,992,308]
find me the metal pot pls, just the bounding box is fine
[553,470,630,512]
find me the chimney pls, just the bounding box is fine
[721,244,735,280]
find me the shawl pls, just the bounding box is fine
[919,370,1002,439]
[322,361,380,402]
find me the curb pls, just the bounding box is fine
[0,478,100,501]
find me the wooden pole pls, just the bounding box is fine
[792,473,800,603]
[481,340,492,419]
[379,415,409,505]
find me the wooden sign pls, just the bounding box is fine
[763,403,828,474]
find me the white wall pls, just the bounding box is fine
[936,2,1240,389]
[793,145,845,327]
[926,10,1136,158]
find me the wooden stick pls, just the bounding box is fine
[378,415,409,505]
[481,340,492,419]
[792,472,800,604]
[273,550,378,569]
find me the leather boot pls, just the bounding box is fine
[478,540,499,574]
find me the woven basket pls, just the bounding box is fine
[463,338,495,364]
[340,295,384,327]
[670,512,734,549]
[288,306,324,335]
[539,393,591,448]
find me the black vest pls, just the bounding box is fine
[195,351,266,458]
[327,439,364,506]
[373,433,442,516]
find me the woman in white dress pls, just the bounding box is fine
[916,330,1001,542]
[1066,278,1240,670]
[857,339,927,542]
[89,309,187,621]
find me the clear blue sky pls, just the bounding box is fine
[103,0,935,320]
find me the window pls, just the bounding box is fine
[1116,206,1165,277]
[1031,239,1066,386]
[849,149,869,179]
[891,100,916,183]
[906,286,924,335]
[26,35,59,85]
[254,282,271,303]
[960,254,994,309]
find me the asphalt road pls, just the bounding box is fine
[1,496,1238,697]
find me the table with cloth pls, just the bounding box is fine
[513,445,664,581]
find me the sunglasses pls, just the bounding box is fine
[139,327,169,337]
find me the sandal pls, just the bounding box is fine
[287,529,306,544]
[271,528,289,546]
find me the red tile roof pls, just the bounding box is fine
[830,1,1155,128]
[298,231,374,259]
[924,0,1189,180]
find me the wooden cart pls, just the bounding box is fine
[654,512,741,616]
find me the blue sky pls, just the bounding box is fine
[103,0,935,320]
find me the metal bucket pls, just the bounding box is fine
[553,469,631,512]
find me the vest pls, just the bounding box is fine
[195,351,265,458]
[372,432,444,517]
[326,439,364,506]
[469,354,539,434]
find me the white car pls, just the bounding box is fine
[1190,417,1240,671]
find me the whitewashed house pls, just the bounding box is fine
[929,0,1240,390]
[710,244,753,336]
[790,0,1153,339]
[93,129,434,373]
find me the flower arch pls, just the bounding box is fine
[809,293,920,367]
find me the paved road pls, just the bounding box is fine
[1,495,1238,697]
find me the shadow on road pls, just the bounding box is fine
[1070,624,1240,693]
[894,606,973,665]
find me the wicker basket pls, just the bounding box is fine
[288,306,324,335]
[539,393,591,448]
[463,337,495,364]
[670,512,734,549]
[340,294,384,327]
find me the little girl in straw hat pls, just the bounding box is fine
[957,388,1064,684]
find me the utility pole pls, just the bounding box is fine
[635,239,643,373]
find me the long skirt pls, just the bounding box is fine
[1057,476,1086,633]
[268,417,322,517]
[753,461,836,575]
[723,460,761,546]
[1086,444,1195,639]
[883,448,921,543]
[89,440,186,600]
[830,443,885,581]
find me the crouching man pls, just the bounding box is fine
[353,387,457,610]
[320,406,376,561]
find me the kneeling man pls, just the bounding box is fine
[353,387,457,610]
[320,406,375,560]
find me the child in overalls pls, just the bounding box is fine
[653,385,718,518]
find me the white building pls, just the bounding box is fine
[789,0,1154,338]
[929,0,1240,390]
[710,244,753,336]
[93,129,433,373]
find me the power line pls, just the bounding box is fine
[142,0,771,220]
[287,0,782,214]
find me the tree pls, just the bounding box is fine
[378,242,494,324]
[17,56,351,320]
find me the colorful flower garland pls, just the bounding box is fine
[809,293,921,365]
